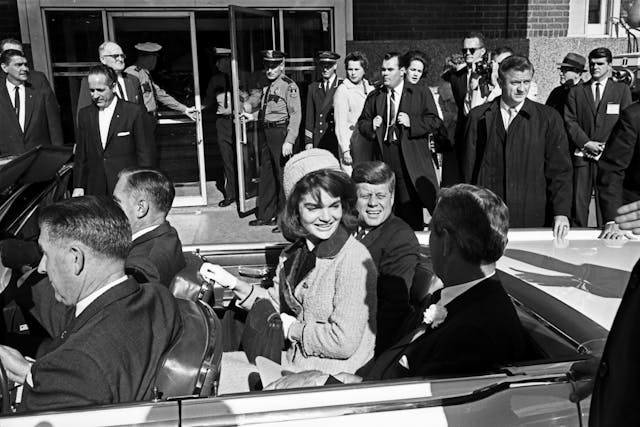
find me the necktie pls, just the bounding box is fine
[507,107,518,130]
[356,228,367,240]
[14,86,20,117]
[387,90,397,142]
[323,81,328,93]
[594,82,601,107]
[116,80,126,100]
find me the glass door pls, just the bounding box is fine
[107,12,207,207]
[229,6,276,214]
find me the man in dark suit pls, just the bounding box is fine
[73,64,153,197]
[0,38,57,95]
[305,51,342,158]
[0,49,63,155]
[1,168,184,288]
[265,184,528,389]
[76,41,143,121]
[463,55,572,236]
[545,52,586,117]
[114,168,186,286]
[564,47,632,227]
[352,161,419,355]
[597,103,640,239]
[358,51,442,230]
[0,196,181,412]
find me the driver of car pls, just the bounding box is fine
[0,167,185,288]
[0,196,181,412]
[266,183,528,388]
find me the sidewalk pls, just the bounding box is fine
[167,190,286,246]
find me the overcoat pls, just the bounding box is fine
[358,83,441,213]
[463,98,573,227]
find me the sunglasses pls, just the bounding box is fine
[461,48,481,54]
[102,53,126,60]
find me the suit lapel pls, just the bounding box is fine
[596,79,615,115]
[583,82,596,116]
[375,88,387,146]
[0,79,22,133]
[105,98,123,149]
[123,74,136,103]
[484,100,500,138]
[320,78,339,112]
[23,82,35,133]
[88,104,103,155]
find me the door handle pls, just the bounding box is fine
[240,115,247,145]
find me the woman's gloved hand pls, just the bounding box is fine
[199,263,238,290]
[280,312,297,340]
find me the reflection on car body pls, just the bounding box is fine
[1,225,638,425]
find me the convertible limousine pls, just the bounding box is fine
[0,149,638,426]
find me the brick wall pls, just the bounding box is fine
[0,0,20,40]
[353,0,570,40]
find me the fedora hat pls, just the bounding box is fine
[557,52,587,71]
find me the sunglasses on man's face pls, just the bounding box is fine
[103,54,126,60]
[462,48,480,54]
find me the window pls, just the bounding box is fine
[568,0,626,36]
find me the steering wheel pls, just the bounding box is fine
[0,358,10,413]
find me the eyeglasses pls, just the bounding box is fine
[102,53,126,60]
[462,48,481,54]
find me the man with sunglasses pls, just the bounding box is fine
[76,41,143,122]
[442,32,491,184]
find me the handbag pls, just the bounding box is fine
[241,298,284,364]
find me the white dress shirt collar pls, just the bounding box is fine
[438,270,495,307]
[6,79,26,131]
[499,98,525,130]
[98,96,118,147]
[132,224,161,242]
[75,275,128,317]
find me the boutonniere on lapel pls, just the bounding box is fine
[423,303,447,329]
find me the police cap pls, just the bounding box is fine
[134,42,162,54]
[262,50,286,63]
[317,51,340,63]
[213,47,231,56]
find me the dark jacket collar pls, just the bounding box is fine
[132,221,171,245]
[360,213,397,246]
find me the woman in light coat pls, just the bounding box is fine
[333,51,374,174]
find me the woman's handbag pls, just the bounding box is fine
[241,298,284,364]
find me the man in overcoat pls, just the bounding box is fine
[358,51,442,230]
[463,55,572,237]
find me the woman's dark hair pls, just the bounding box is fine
[344,51,369,71]
[280,169,358,241]
[403,50,428,71]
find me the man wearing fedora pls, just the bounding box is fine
[546,53,587,117]
[304,51,342,159]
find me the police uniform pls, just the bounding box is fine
[203,47,237,206]
[304,51,342,159]
[252,50,302,224]
[124,42,190,133]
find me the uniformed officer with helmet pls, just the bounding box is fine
[249,50,301,228]
[304,51,342,159]
[125,42,197,132]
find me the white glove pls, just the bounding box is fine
[199,263,238,290]
[280,312,297,340]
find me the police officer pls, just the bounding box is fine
[249,50,301,228]
[125,42,197,132]
[203,47,236,207]
[304,51,342,159]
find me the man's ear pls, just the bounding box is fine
[69,246,85,276]
[0,63,7,73]
[136,199,149,219]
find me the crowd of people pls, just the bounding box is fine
[1,32,640,425]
